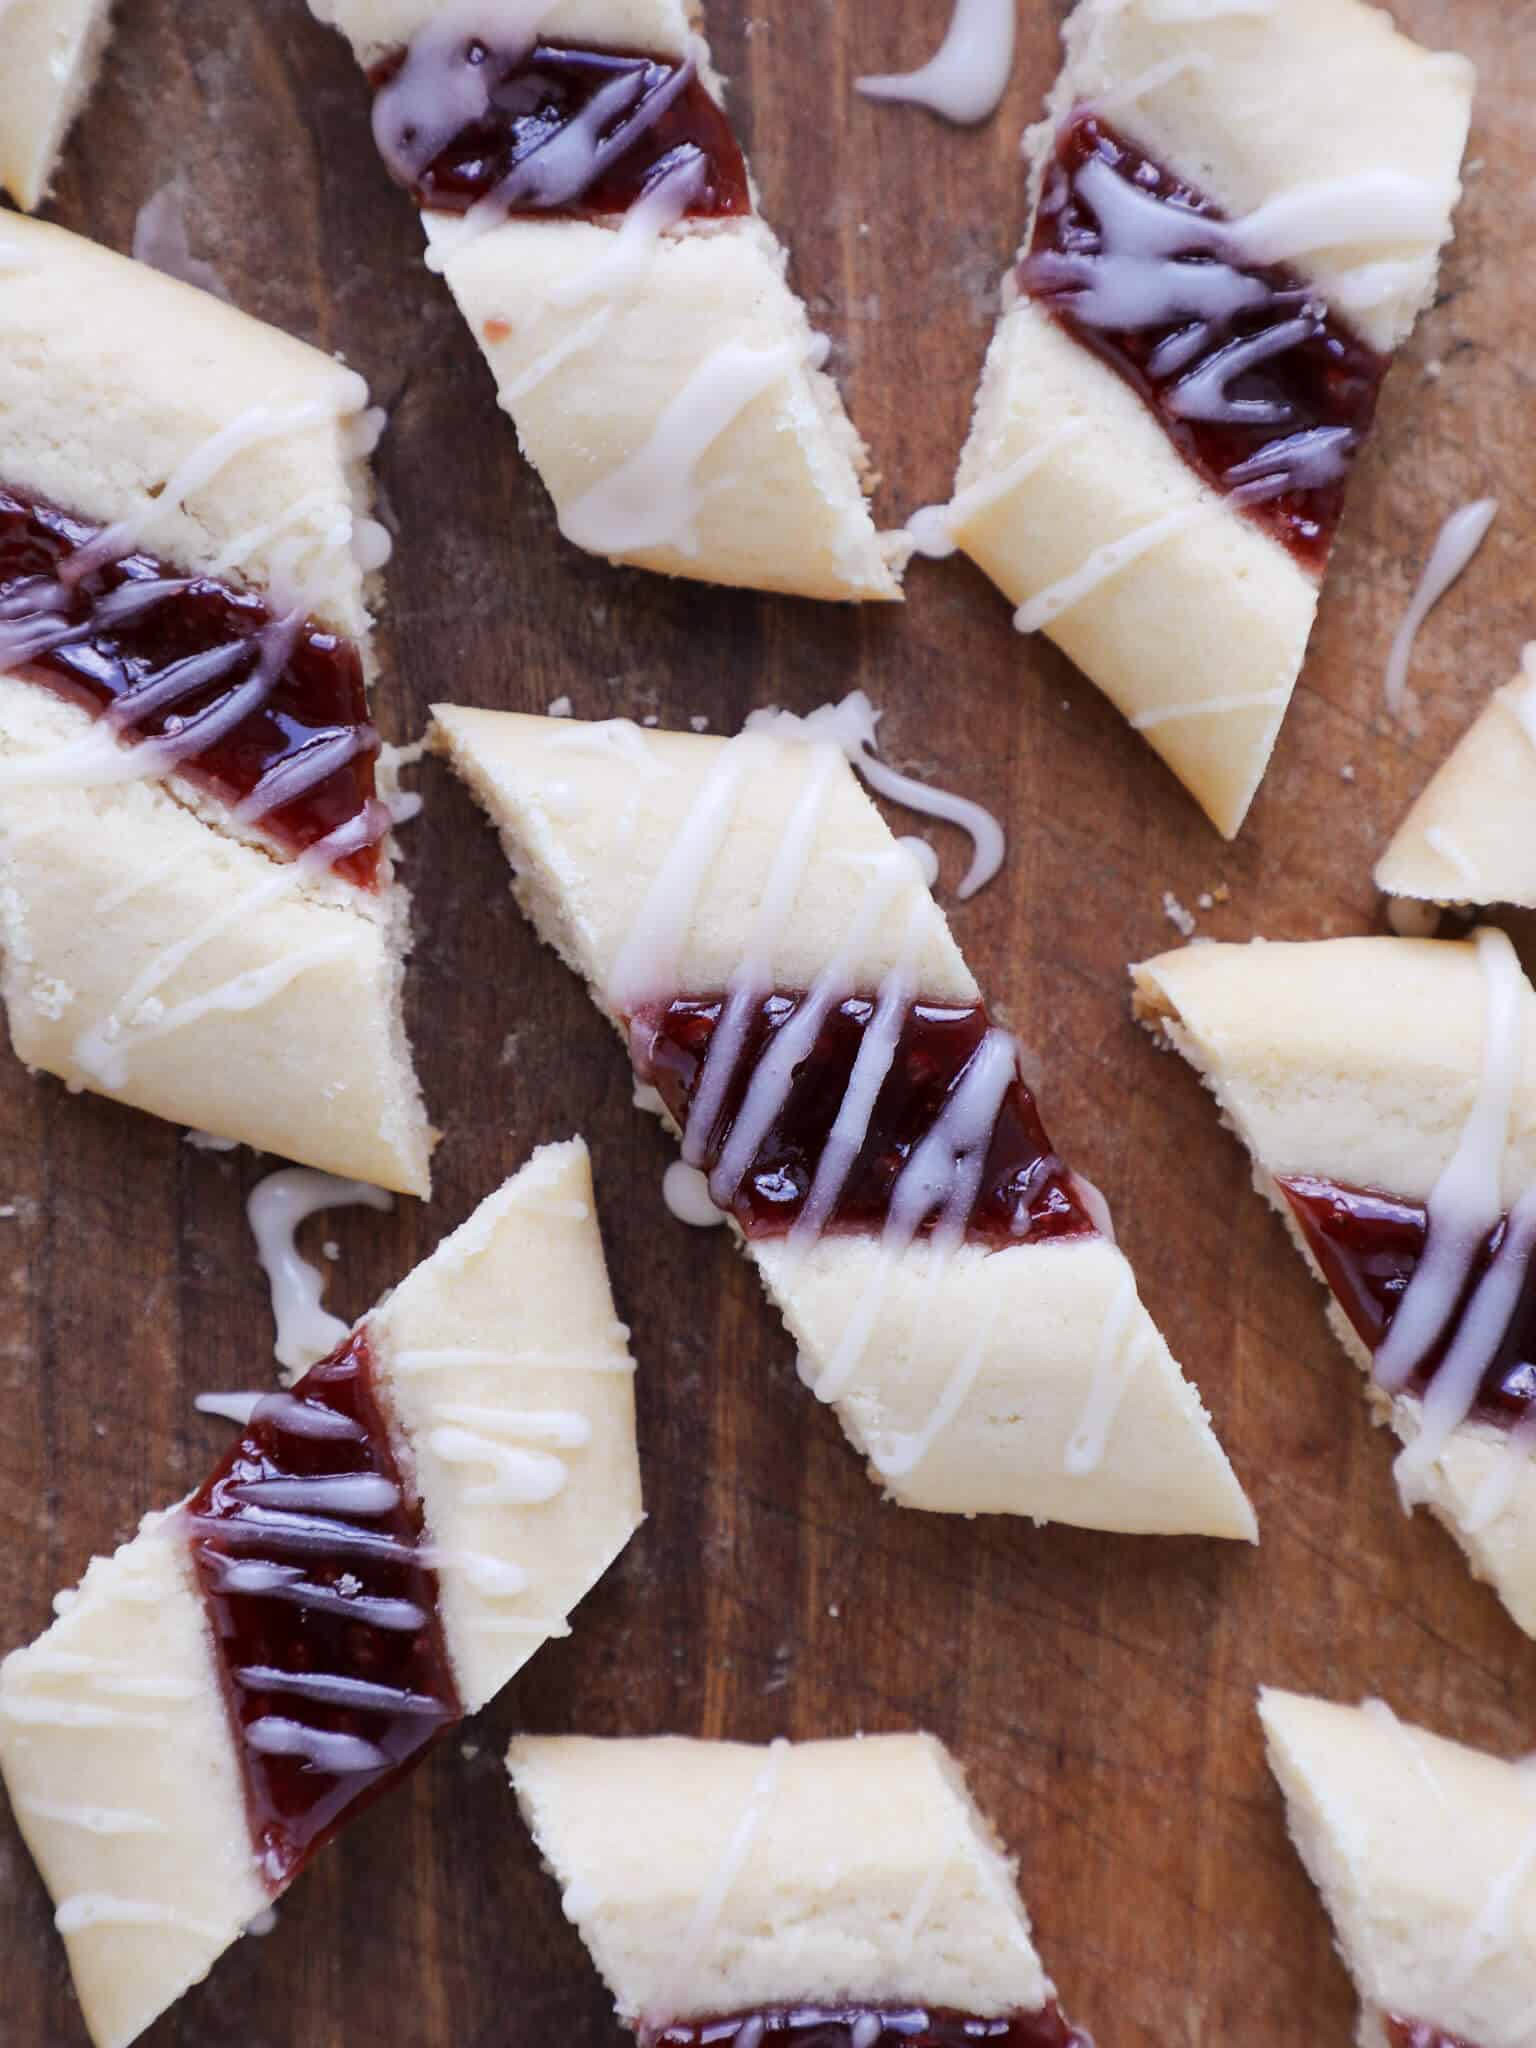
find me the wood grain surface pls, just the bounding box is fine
[2,2,1533,2043]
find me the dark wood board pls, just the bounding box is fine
[2,2,1532,2042]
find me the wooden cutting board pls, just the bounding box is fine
[1,2,1530,2042]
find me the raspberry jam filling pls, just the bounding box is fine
[1021,113,1387,574]
[370,36,750,221]
[187,1331,460,1889]
[1385,2020,1480,2048]
[630,994,1095,1248]
[641,2006,1093,2048]
[0,484,382,886]
[1278,1176,1536,1426]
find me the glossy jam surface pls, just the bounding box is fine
[187,1331,460,1889]
[1385,2020,1480,2048]
[632,995,1094,1248]
[1021,113,1387,574]
[643,2007,1093,2048]
[370,38,750,220]
[1279,1176,1536,1426]
[0,485,380,885]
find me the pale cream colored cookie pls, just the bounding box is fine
[0,1140,642,2048]
[1261,1688,1536,2048]
[509,1732,1061,2027]
[1378,647,1536,911]
[1135,935,1536,1635]
[0,217,433,1192]
[947,0,1473,838]
[434,703,1256,1540]
[310,1,903,601]
[0,0,114,211]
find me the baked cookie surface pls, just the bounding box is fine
[0,0,114,210]
[510,1731,1091,2044]
[434,701,1256,1539]
[1136,932,1536,1634]
[0,1139,641,2048]
[947,0,1473,836]
[0,217,433,1192]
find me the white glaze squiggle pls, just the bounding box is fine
[856,0,1017,126]
[246,1168,393,1377]
[662,1738,789,2017]
[1384,498,1498,717]
[560,339,804,561]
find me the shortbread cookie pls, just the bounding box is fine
[941,0,1472,836]
[0,0,114,210]
[310,0,902,601]
[434,699,1255,1538]
[1377,647,1536,910]
[510,1731,1092,2046]
[0,216,432,1193]
[0,1139,642,2048]
[1135,932,1536,1633]
[1261,1688,1536,2048]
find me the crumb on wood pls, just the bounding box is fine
[546,695,572,718]
[1162,890,1197,938]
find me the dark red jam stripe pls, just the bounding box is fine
[630,995,1095,1249]
[1277,1176,1536,1427]
[369,37,749,221]
[1385,2019,1480,2048]
[1020,113,1387,575]
[187,1330,461,1890]
[0,484,381,886]
[641,2005,1093,2048]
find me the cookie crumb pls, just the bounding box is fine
[546,695,573,718]
[1162,891,1197,938]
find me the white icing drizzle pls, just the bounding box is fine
[205,1557,425,1632]
[869,1272,1001,1480]
[1144,0,1276,16]
[663,1160,727,1228]
[905,420,1090,562]
[371,4,545,186]
[1357,1697,1454,1816]
[16,1796,166,1836]
[607,732,764,1011]
[0,1696,167,1730]
[245,1716,388,1774]
[1369,927,1534,1498]
[229,1472,401,1515]
[420,1547,531,1597]
[1447,1792,1536,1992]
[131,183,231,301]
[663,1738,789,2016]
[1131,686,1290,732]
[706,848,922,1210]
[55,1895,228,1940]
[747,691,1007,899]
[1396,1187,1536,1499]
[1064,1265,1143,1474]
[559,339,804,561]
[389,1345,633,1376]
[855,0,1017,127]
[1425,825,1483,894]
[246,1167,393,1376]
[430,1402,591,1449]
[195,1391,266,1424]
[67,805,388,1095]
[1070,1172,1117,1243]
[426,1427,571,1507]
[1384,499,1498,717]
[1013,501,1217,636]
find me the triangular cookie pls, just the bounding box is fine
[1135,932,1536,1634]
[510,1731,1091,2047]
[310,0,903,601]
[1378,648,1536,911]
[1261,1687,1536,2048]
[0,216,432,1192]
[0,1137,642,2048]
[0,0,113,210]
[938,0,1472,836]
[434,701,1255,1539]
